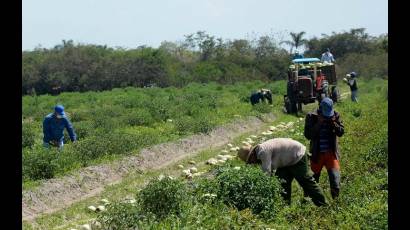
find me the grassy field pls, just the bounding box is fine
[22,80,287,188]
[23,78,388,229]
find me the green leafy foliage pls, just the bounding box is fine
[138,177,188,219]
[22,122,37,148]
[97,202,144,230]
[215,166,284,216]
[23,146,59,181]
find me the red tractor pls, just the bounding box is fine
[284,58,340,114]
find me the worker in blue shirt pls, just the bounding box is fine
[43,105,77,150]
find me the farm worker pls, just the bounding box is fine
[237,138,328,207]
[304,97,344,199]
[43,105,77,150]
[343,72,358,102]
[321,48,335,63]
[293,50,304,60]
[250,89,273,105]
[261,89,273,105]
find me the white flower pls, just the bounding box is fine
[234,166,241,170]
[188,160,196,165]
[87,206,96,212]
[189,167,198,173]
[96,205,106,212]
[158,174,165,180]
[227,143,233,147]
[221,150,229,154]
[177,165,184,169]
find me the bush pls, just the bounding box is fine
[23,146,58,181]
[338,52,388,80]
[215,166,284,217]
[72,120,94,140]
[121,109,155,126]
[97,201,144,230]
[22,123,37,148]
[73,131,138,164]
[138,176,188,218]
[175,115,216,135]
[191,177,220,203]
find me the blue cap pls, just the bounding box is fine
[54,105,65,116]
[320,98,334,117]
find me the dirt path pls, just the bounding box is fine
[22,114,276,221]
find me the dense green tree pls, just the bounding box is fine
[21,28,387,95]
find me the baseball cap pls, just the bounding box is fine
[320,98,334,117]
[54,105,65,116]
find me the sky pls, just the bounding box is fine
[22,0,388,51]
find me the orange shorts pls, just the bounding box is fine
[310,151,340,174]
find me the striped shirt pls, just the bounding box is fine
[319,121,332,152]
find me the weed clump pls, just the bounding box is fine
[215,166,284,217]
[138,176,188,219]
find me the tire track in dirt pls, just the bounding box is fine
[22,114,276,221]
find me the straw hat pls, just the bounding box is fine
[237,144,252,162]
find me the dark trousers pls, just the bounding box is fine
[275,154,327,206]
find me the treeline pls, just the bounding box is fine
[22,28,387,95]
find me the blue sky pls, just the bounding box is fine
[22,0,388,51]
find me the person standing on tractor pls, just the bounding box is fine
[343,72,358,102]
[293,50,304,60]
[237,138,328,207]
[43,105,77,150]
[304,97,344,199]
[321,48,335,63]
